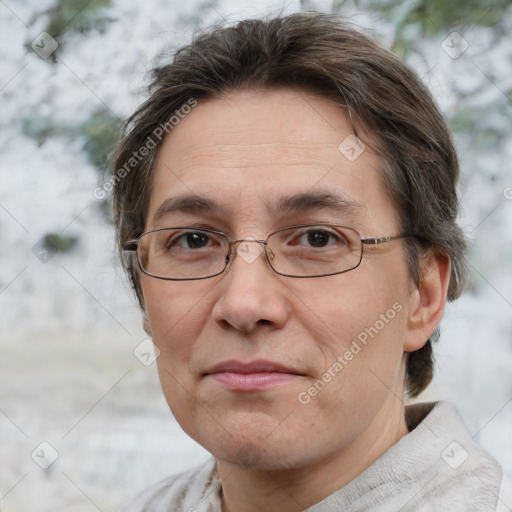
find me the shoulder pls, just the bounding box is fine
[316,401,503,512]
[118,457,221,512]
[400,401,503,511]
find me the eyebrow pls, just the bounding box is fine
[153,196,224,223]
[152,191,365,224]
[271,191,365,217]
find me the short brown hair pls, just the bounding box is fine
[113,11,468,397]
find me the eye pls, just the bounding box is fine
[171,231,213,249]
[301,230,332,248]
[295,228,346,248]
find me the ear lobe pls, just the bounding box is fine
[143,312,153,337]
[404,252,451,352]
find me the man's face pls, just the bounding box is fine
[141,88,417,470]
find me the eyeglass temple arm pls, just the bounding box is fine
[361,234,415,245]
[123,241,138,251]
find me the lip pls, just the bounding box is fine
[204,359,305,392]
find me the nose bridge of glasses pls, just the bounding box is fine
[230,237,268,246]
[229,237,269,265]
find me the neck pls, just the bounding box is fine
[217,397,409,512]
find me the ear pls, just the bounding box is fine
[404,251,451,352]
[143,312,152,337]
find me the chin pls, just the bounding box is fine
[196,419,330,472]
[215,440,299,471]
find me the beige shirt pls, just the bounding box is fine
[119,401,502,511]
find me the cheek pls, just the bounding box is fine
[142,279,212,430]
[297,269,407,346]
[294,272,408,401]
[294,312,407,453]
[142,278,211,373]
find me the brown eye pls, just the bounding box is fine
[293,228,347,248]
[175,231,211,249]
[306,230,331,247]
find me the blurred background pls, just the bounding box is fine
[0,0,511,510]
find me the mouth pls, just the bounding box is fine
[203,359,305,392]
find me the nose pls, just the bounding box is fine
[211,239,291,335]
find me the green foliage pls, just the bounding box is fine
[332,0,360,10]
[22,116,72,146]
[80,109,121,172]
[24,0,114,59]
[449,97,511,150]
[332,0,512,56]
[23,107,121,174]
[43,0,113,39]
[366,0,512,36]
[43,233,78,253]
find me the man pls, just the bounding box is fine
[114,12,502,511]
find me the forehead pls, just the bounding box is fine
[147,88,398,232]
[157,88,359,170]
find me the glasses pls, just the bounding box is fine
[123,224,414,281]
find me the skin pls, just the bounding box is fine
[140,88,451,511]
